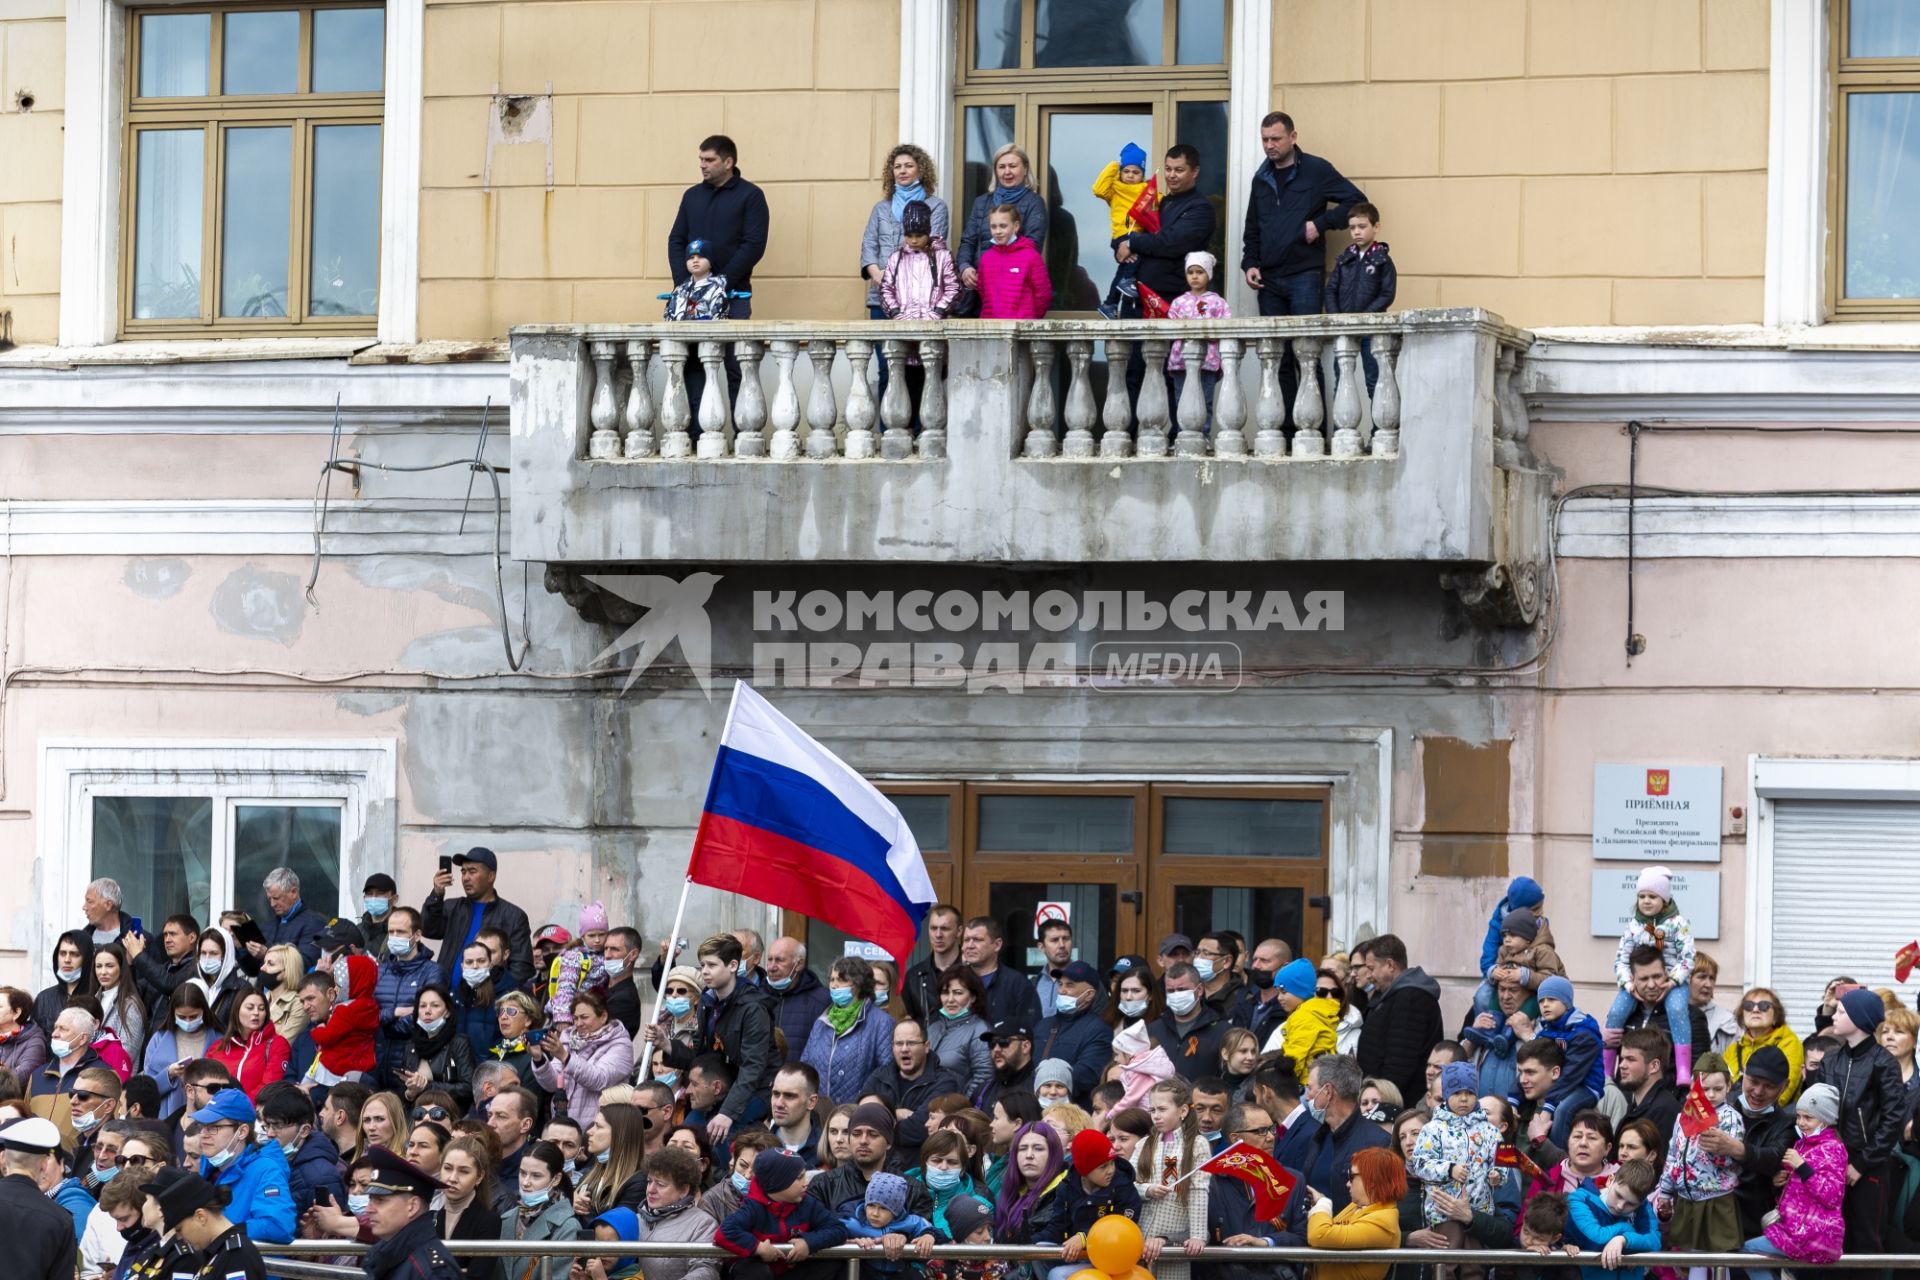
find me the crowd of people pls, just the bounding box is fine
[1,856,1912,1280]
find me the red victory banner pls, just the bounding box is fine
[1199,1142,1298,1221]
[1497,1144,1545,1183]
[1897,941,1920,985]
[1127,175,1162,234]
[1678,1075,1719,1140]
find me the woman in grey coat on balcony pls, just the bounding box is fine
[862,144,951,400]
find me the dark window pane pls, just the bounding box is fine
[1175,99,1229,267]
[1046,109,1152,311]
[977,794,1134,852]
[1851,0,1920,56]
[92,797,214,927]
[1845,93,1920,300]
[220,127,292,317]
[139,12,210,97]
[1177,0,1225,63]
[975,0,1021,69]
[1162,797,1324,857]
[312,7,385,92]
[222,11,299,95]
[309,124,382,317]
[133,129,205,320]
[888,794,951,852]
[233,804,343,919]
[1173,885,1306,964]
[1037,0,1161,66]
[804,919,929,979]
[987,881,1117,974]
[963,105,1017,228]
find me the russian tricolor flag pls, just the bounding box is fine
[687,682,935,970]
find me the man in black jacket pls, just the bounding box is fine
[765,936,831,1054]
[1804,986,1907,1252]
[962,916,1041,1030]
[902,905,963,1024]
[1239,111,1366,429]
[669,133,769,429]
[1696,1044,1796,1241]
[1118,143,1217,405]
[1614,944,1711,1070]
[420,847,534,983]
[975,1020,1039,1113]
[1354,934,1442,1105]
[1203,1101,1310,1280]
[857,1018,961,1160]
[1150,964,1230,1080]
[648,932,776,1144]
[806,1102,936,1219]
[1616,1027,1683,1164]
[124,913,200,1020]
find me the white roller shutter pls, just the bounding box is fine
[1770,799,1920,1037]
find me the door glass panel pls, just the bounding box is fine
[1177,0,1226,64]
[309,124,382,317]
[1172,885,1307,966]
[1036,0,1161,67]
[963,105,1017,231]
[1046,110,1153,311]
[1845,93,1920,300]
[222,11,300,95]
[975,0,1021,69]
[139,12,211,98]
[889,794,951,852]
[92,796,215,927]
[133,129,206,320]
[312,7,386,92]
[220,127,293,317]
[1162,797,1324,857]
[977,794,1134,852]
[1851,0,1920,56]
[1175,99,1230,267]
[233,804,343,920]
[988,881,1117,974]
[802,918,931,986]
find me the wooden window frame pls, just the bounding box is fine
[121,1,385,339]
[1826,0,1920,320]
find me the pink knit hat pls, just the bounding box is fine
[578,900,609,932]
[1636,866,1673,900]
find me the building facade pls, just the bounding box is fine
[1,0,1916,1033]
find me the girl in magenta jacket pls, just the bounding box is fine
[976,205,1052,319]
[1745,1083,1846,1275]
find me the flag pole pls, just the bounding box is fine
[637,874,694,1079]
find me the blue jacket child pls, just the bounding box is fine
[1565,1174,1662,1280]
[1479,876,1545,977]
[841,1173,936,1278]
[718,1150,852,1269]
[1530,976,1607,1109]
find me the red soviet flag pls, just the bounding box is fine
[1678,1075,1718,1140]
[1128,175,1162,234]
[1497,1143,1545,1183]
[1199,1142,1298,1221]
[1897,941,1920,984]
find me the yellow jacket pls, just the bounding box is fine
[1729,1023,1806,1102]
[1307,1200,1400,1280]
[1268,997,1342,1086]
[1093,160,1149,238]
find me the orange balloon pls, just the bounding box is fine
[1085,1214,1146,1277]
[1067,1270,1107,1280]
[1124,1269,1155,1280]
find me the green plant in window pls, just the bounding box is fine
[309,256,377,316]
[227,272,288,317]
[136,262,201,320]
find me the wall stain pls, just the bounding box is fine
[125,557,192,600]
[209,566,305,646]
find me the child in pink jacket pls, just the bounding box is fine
[976,204,1052,319]
[1744,1083,1846,1277]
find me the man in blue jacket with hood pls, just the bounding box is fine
[1033,961,1115,1105]
[191,1087,297,1245]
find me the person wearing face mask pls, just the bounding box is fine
[599,927,642,1039]
[186,1087,296,1244]
[61,1066,123,1177]
[801,957,897,1106]
[393,985,477,1114]
[1033,962,1114,1106]
[36,930,98,1035]
[359,875,399,959]
[499,1140,580,1280]
[760,937,830,1055]
[186,927,247,1034]
[1150,964,1230,1083]
[254,944,307,1046]
[32,1006,110,1106]
[374,908,440,1087]
[254,1082,345,1217]
[1192,934,1247,1024]
[452,942,520,1058]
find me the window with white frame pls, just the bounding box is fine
[39,741,395,982]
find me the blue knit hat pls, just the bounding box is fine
[1276,958,1317,1001]
[1536,976,1576,1010]
[1440,1061,1479,1099]
[1841,986,1886,1034]
[866,1172,909,1219]
[1119,142,1148,170]
[1507,876,1545,910]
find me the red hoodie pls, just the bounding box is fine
[976,236,1052,320]
[310,954,379,1076]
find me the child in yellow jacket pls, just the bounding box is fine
[1094,142,1157,318]
[1262,959,1340,1086]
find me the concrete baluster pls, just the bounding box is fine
[658,340,694,459]
[843,339,878,459]
[1290,336,1325,458]
[1135,338,1172,457]
[767,340,802,460]
[879,338,915,459]
[1100,339,1134,458]
[621,339,655,458]
[587,341,620,459]
[1213,338,1248,457]
[1061,339,1098,457]
[1023,340,1060,458]
[804,340,840,459]
[732,340,768,458]
[917,340,948,460]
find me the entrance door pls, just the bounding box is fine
[966,785,1144,974]
[1148,787,1331,964]
[1040,106,1153,312]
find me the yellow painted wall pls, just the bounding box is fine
[0,1,66,346]
[1275,0,1770,327]
[418,0,901,340]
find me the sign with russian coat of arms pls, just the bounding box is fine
[1592,763,1722,862]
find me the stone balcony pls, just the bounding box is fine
[510,309,1549,623]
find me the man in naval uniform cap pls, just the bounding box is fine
[0,1115,80,1280]
[358,1146,465,1280]
[144,1165,269,1280]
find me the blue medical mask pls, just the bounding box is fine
[206,1144,238,1169]
[940,1007,968,1020]
[72,1109,100,1133]
[736,961,752,979]
[387,936,412,957]
[1193,958,1216,983]
[767,975,793,991]
[925,1167,962,1191]
[347,1194,370,1215]
[176,1016,203,1033]
[519,1187,551,1208]
[48,1038,74,1059]
[656,1072,679,1087]
[363,897,390,918]
[1201,1130,1222,1143]
[731,1171,750,1194]
[874,988,889,1006]
[1054,994,1080,1015]
[829,987,855,1008]
[56,967,82,985]
[199,956,222,976]
[596,1150,611,1164]
[665,996,691,1018]
[1165,989,1198,1017]
[462,966,491,987]
[92,1163,118,1182]
[418,1017,446,1035]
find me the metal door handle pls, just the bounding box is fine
[1120,891,1143,907]
[1308,895,1331,916]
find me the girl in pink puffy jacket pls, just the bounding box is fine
[1743,1082,1846,1277]
[976,205,1052,320]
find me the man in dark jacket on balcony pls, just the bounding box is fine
[1240,111,1366,429]
[1119,143,1217,404]
[669,134,769,434]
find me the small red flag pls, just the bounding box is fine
[1497,1143,1545,1182]
[1897,941,1920,984]
[1678,1075,1718,1140]
[1138,283,1171,319]
[1128,175,1162,234]
[1200,1141,1299,1221]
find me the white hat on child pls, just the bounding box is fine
[1112,1021,1151,1059]
[1184,251,1217,278]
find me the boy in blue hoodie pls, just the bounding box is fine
[842,1172,937,1277]
[1525,976,1605,1147]
[1565,1156,1662,1280]
[1474,876,1546,1014]
[718,1149,850,1280]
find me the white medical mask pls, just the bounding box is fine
[418,1017,446,1035]
[56,967,82,985]
[347,1193,370,1215]
[1166,989,1198,1017]
[767,975,793,991]
[462,966,491,987]
[72,1108,100,1132]
[49,1037,74,1058]
[604,958,628,978]
[1118,999,1148,1017]
[1054,994,1079,1015]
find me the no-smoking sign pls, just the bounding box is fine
[1033,901,1072,937]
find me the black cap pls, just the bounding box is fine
[944,1193,995,1242]
[980,1019,1032,1042]
[360,1146,447,1201]
[1060,960,1100,986]
[146,1167,222,1229]
[318,917,365,954]
[453,846,499,872]
[1744,1044,1791,1084]
[362,873,397,895]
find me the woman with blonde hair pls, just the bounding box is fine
[260,943,308,1043]
[357,1090,410,1157]
[956,142,1048,296]
[573,1102,650,1219]
[1728,986,1805,1101]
